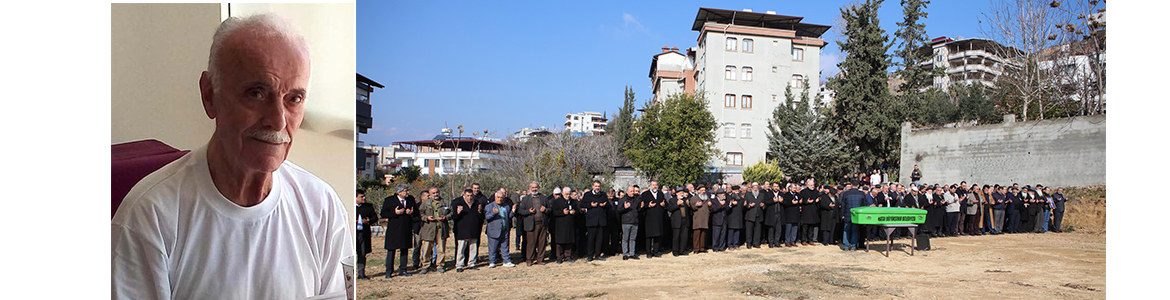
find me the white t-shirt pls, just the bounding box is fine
[112,145,353,300]
[870,173,881,186]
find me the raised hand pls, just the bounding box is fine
[624,201,631,209]
[395,206,405,215]
[600,200,606,207]
[540,206,547,213]
[405,207,413,215]
[530,207,537,213]
[493,207,499,214]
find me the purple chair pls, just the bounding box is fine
[111,140,188,218]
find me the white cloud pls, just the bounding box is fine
[605,13,649,38]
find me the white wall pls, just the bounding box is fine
[111,3,357,233]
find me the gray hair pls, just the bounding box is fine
[207,14,310,91]
[394,184,410,194]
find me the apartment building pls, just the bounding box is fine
[918,36,1023,89]
[650,8,829,183]
[565,111,607,136]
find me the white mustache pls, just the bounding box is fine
[246,129,291,144]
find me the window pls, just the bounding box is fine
[793,47,805,61]
[724,94,736,108]
[792,74,805,88]
[741,124,751,138]
[772,66,778,73]
[727,152,744,166]
[742,67,753,81]
[743,39,754,53]
[724,123,736,138]
[772,94,778,102]
[741,95,752,109]
[726,37,737,51]
[725,66,736,80]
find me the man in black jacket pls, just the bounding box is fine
[356,189,378,279]
[798,180,821,246]
[710,188,729,252]
[582,181,609,261]
[668,187,691,256]
[726,185,745,250]
[451,189,482,272]
[743,183,763,249]
[618,185,641,260]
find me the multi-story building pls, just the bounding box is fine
[357,73,383,180]
[391,128,511,176]
[918,36,1022,89]
[512,126,554,142]
[564,111,607,136]
[649,8,830,183]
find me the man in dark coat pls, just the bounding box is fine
[744,183,763,249]
[381,184,415,278]
[782,184,801,247]
[549,188,577,264]
[640,181,666,258]
[1052,187,1067,232]
[606,189,622,257]
[839,181,870,251]
[667,187,692,256]
[356,189,378,279]
[516,182,549,266]
[762,183,781,248]
[817,186,838,246]
[726,186,745,250]
[582,181,609,261]
[710,188,728,252]
[798,180,820,246]
[451,189,483,272]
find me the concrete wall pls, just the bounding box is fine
[899,114,1106,187]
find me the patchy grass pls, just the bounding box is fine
[738,264,874,299]
[1063,186,1106,233]
[361,290,390,300]
[581,291,608,298]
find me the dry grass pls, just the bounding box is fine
[1063,186,1106,233]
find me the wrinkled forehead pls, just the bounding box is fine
[219,30,311,81]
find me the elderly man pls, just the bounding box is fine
[383,184,416,277]
[418,187,450,274]
[452,189,483,272]
[484,190,516,268]
[516,182,549,266]
[111,14,351,300]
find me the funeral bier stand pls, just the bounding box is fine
[850,207,928,257]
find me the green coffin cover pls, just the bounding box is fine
[850,207,927,225]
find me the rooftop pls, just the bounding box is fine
[692,7,831,38]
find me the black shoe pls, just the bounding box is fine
[456,268,463,273]
[631,255,640,260]
[556,259,563,264]
[397,271,411,277]
[385,274,392,279]
[622,256,628,260]
[586,257,593,262]
[597,256,607,261]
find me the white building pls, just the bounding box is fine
[564,112,607,136]
[649,8,830,184]
[918,36,1023,89]
[512,126,554,142]
[390,128,513,176]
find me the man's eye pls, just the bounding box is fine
[248,89,266,100]
[289,94,305,104]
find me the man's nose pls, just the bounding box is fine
[260,95,288,130]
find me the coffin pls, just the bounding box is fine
[850,207,927,225]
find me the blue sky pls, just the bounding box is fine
[357,0,995,146]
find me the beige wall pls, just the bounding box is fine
[111,3,357,233]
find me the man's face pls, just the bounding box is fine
[472,184,481,194]
[529,183,539,193]
[463,191,473,201]
[686,184,694,192]
[200,30,310,174]
[649,181,658,191]
[397,188,409,198]
[429,188,440,200]
[772,183,780,191]
[592,182,601,192]
[356,193,365,204]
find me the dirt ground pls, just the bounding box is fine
[357,231,1104,300]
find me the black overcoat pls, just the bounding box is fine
[381,195,415,250]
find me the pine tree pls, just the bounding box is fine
[830,0,898,171]
[605,86,638,151]
[894,0,934,93]
[768,79,853,182]
[625,92,719,186]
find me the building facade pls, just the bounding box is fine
[918,37,1022,89]
[650,8,829,183]
[391,128,512,176]
[564,111,607,136]
[357,73,383,179]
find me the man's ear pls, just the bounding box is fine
[199,71,217,119]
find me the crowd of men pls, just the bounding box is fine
[357,175,1070,278]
